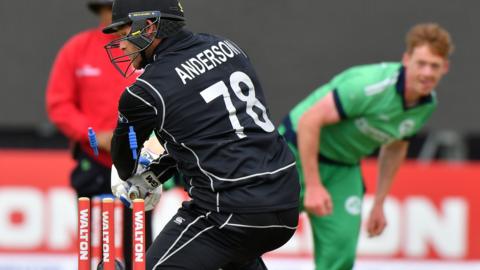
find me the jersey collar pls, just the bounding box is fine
[396,66,434,110]
[147,30,194,64]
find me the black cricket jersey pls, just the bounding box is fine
[111,30,299,213]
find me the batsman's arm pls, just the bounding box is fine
[143,134,165,155]
[111,85,162,180]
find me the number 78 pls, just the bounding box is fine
[200,71,275,138]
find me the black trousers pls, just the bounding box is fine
[146,202,298,270]
[71,148,153,270]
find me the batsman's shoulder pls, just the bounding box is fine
[136,65,172,91]
[118,83,153,109]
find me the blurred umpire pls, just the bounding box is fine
[102,0,300,269]
[45,0,153,269]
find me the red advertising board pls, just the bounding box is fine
[1,149,74,187]
[0,150,479,262]
[361,160,480,260]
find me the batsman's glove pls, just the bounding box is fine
[111,150,177,211]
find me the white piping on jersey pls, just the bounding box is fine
[163,141,170,154]
[225,222,297,230]
[126,87,158,115]
[155,226,215,267]
[162,129,178,143]
[180,142,296,182]
[156,213,209,264]
[149,154,175,178]
[161,130,206,205]
[153,215,213,269]
[159,128,294,212]
[136,78,166,132]
[188,178,194,195]
[155,165,176,179]
[180,143,215,192]
[130,156,140,177]
[149,153,170,165]
[364,72,399,96]
[209,162,296,182]
[153,130,168,151]
[219,214,233,229]
[123,86,158,177]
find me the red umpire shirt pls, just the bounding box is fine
[46,26,138,166]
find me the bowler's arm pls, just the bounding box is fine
[298,92,341,186]
[297,91,341,215]
[375,140,409,204]
[367,140,409,237]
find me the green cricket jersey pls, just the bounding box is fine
[288,62,437,164]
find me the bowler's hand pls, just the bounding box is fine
[304,184,333,216]
[366,203,387,237]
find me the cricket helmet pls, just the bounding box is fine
[103,0,185,77]
[103,0,185,35]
